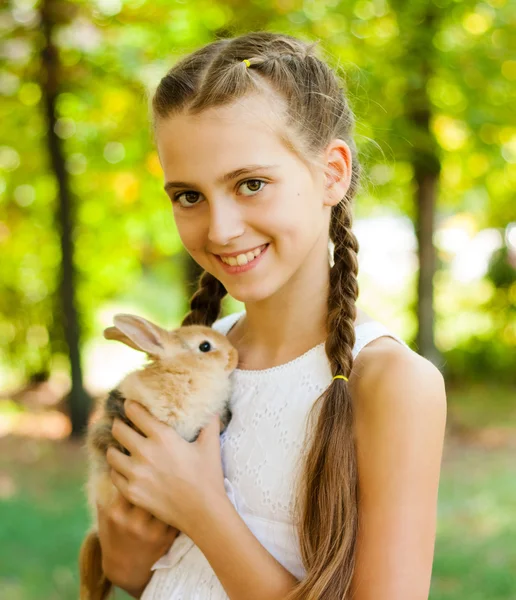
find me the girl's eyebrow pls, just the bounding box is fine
[164,164,279,192]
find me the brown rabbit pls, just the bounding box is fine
[78,313,238,600]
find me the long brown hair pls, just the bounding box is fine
[151,32,362,599]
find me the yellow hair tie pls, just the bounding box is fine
[242,59,251,68]
[333,375,349,382]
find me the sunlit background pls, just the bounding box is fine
[1,0,515,598]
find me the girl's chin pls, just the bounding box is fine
[189,264,271,303]
[223,281,276,304]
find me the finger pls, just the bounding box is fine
[96,487,129,518]
[110,486,133,512]
[124,400,168,440]
[110,467,130,499]
[196,414,221,448]
[111,417,145,456]
[125,401,185,447]
[105,490,151,526]
[129,506,155,523]
[106,445,133,480]
[97,489,131,526]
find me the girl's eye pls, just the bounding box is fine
[173,179,266,208]
[199,341,212,352]
[239,179,266,195]
[174,191,201,208]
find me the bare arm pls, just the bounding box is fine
[350,341,447,599]
[97,490,179,598]
[183,494,299,600]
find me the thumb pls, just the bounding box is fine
[196,414,221,447]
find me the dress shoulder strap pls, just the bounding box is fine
[353,320,410,360]
[212,311,244,335]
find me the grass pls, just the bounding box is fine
[0,384,515,599]
[0,435,132,600]
[0,436,90,599]
[432,440,516,599]
[446,381,516,430]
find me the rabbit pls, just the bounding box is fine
[78,313,239,600]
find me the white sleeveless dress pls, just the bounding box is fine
[141,311,411,599]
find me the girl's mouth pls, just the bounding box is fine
[215,244,269,274]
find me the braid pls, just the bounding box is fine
[181,271,227,327]
[327,201,360,377]
[290,202,361,600]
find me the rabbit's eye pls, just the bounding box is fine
[199,341,212,352]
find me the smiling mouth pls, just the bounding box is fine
[217,244,268,266]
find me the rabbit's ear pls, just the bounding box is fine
[106,314,165,356]
[103,326,142,352]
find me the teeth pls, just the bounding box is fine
[220,245,266,266]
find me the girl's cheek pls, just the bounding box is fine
[175,219,201,250]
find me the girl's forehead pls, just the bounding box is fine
[156,99,297,176]
[166,91,285,130]
[158,97,284,146]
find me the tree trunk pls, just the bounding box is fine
[395,1,443,366]
[415,167,440,366]
[40,0,91,437]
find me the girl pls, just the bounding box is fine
[99,32,447,600]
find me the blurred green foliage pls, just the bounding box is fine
[1,0,515,386]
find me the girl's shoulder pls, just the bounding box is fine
[347,332,446,597]
[349,332,446,429]
[351,328,442,391]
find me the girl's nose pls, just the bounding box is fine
[207,199,245,247]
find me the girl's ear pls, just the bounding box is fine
[322,139,352,207]
[104,314,165,356]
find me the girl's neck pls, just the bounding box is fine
[226,291,370,372]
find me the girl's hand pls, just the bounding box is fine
[106,400,227,536]
[97,489,179,596]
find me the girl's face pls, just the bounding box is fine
[156,92,346,304]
